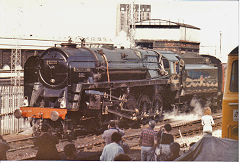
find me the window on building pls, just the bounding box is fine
[146,13,150,20]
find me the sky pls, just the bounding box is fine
[0,0,238,62]
[134,0,239,62]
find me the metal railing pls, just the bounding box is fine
[0,85,29,135]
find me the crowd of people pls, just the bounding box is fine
[0,107,215,161]
[100,120,130,161]
[100,119,181,161]
[139,120,180,161]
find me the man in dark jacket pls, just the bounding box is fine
[154,123,174,161]
[0,135,10,160]
[34,124,60,160]
[157,123,174,144]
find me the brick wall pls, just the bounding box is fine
[0,49,43,69]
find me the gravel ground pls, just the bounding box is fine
[175,129,222,147]
[5,129,222,161]
[3,113,222,161]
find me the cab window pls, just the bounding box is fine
[230,60,238,92]
[163,58,169,69]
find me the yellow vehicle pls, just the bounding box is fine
[222,46,238,140]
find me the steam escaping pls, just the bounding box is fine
[190,97,203,116]
[164,97,203,122]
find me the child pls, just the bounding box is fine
[201,107,214,135]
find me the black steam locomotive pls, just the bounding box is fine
[14,43,223,137]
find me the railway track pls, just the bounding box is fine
[6,119,170,160]
[121,113,222,149]
[6,114,222,160]
[172,114,222,138]
[68,113,222,151]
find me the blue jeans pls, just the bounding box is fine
[141,146,154,161]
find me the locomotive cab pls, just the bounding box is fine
[159,51,182,91]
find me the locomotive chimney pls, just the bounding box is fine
[60,43,77,48]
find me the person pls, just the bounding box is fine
[169,142,180,160]
[34,124,60,160]
[62,143,78,160]
[0,135,10,160]
[189,142,196,150]
[154,123,174,161]
[201,107,214,135]
[139,120,157,161]
[158,123,174,144]
[100,132,124,161]
[114,153,131,161]
[102,120,125,145]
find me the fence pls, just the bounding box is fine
[0,85,29,135]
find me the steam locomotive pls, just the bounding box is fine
[14,42,223,137]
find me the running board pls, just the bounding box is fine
[120,108,137,113]
[107,109,137,121]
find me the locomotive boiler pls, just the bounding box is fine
[14,43,223,137]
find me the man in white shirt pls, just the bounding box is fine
[100,132,124,161]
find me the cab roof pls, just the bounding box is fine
[229,46,238,56]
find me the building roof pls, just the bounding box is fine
[135,19,200,30]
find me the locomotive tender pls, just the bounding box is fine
[14,42,223,137]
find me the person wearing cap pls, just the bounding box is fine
[102,120,125,145]
[139,120,157,161]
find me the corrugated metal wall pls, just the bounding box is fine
[0,85,29,135]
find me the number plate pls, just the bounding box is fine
[233,109,238,121]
